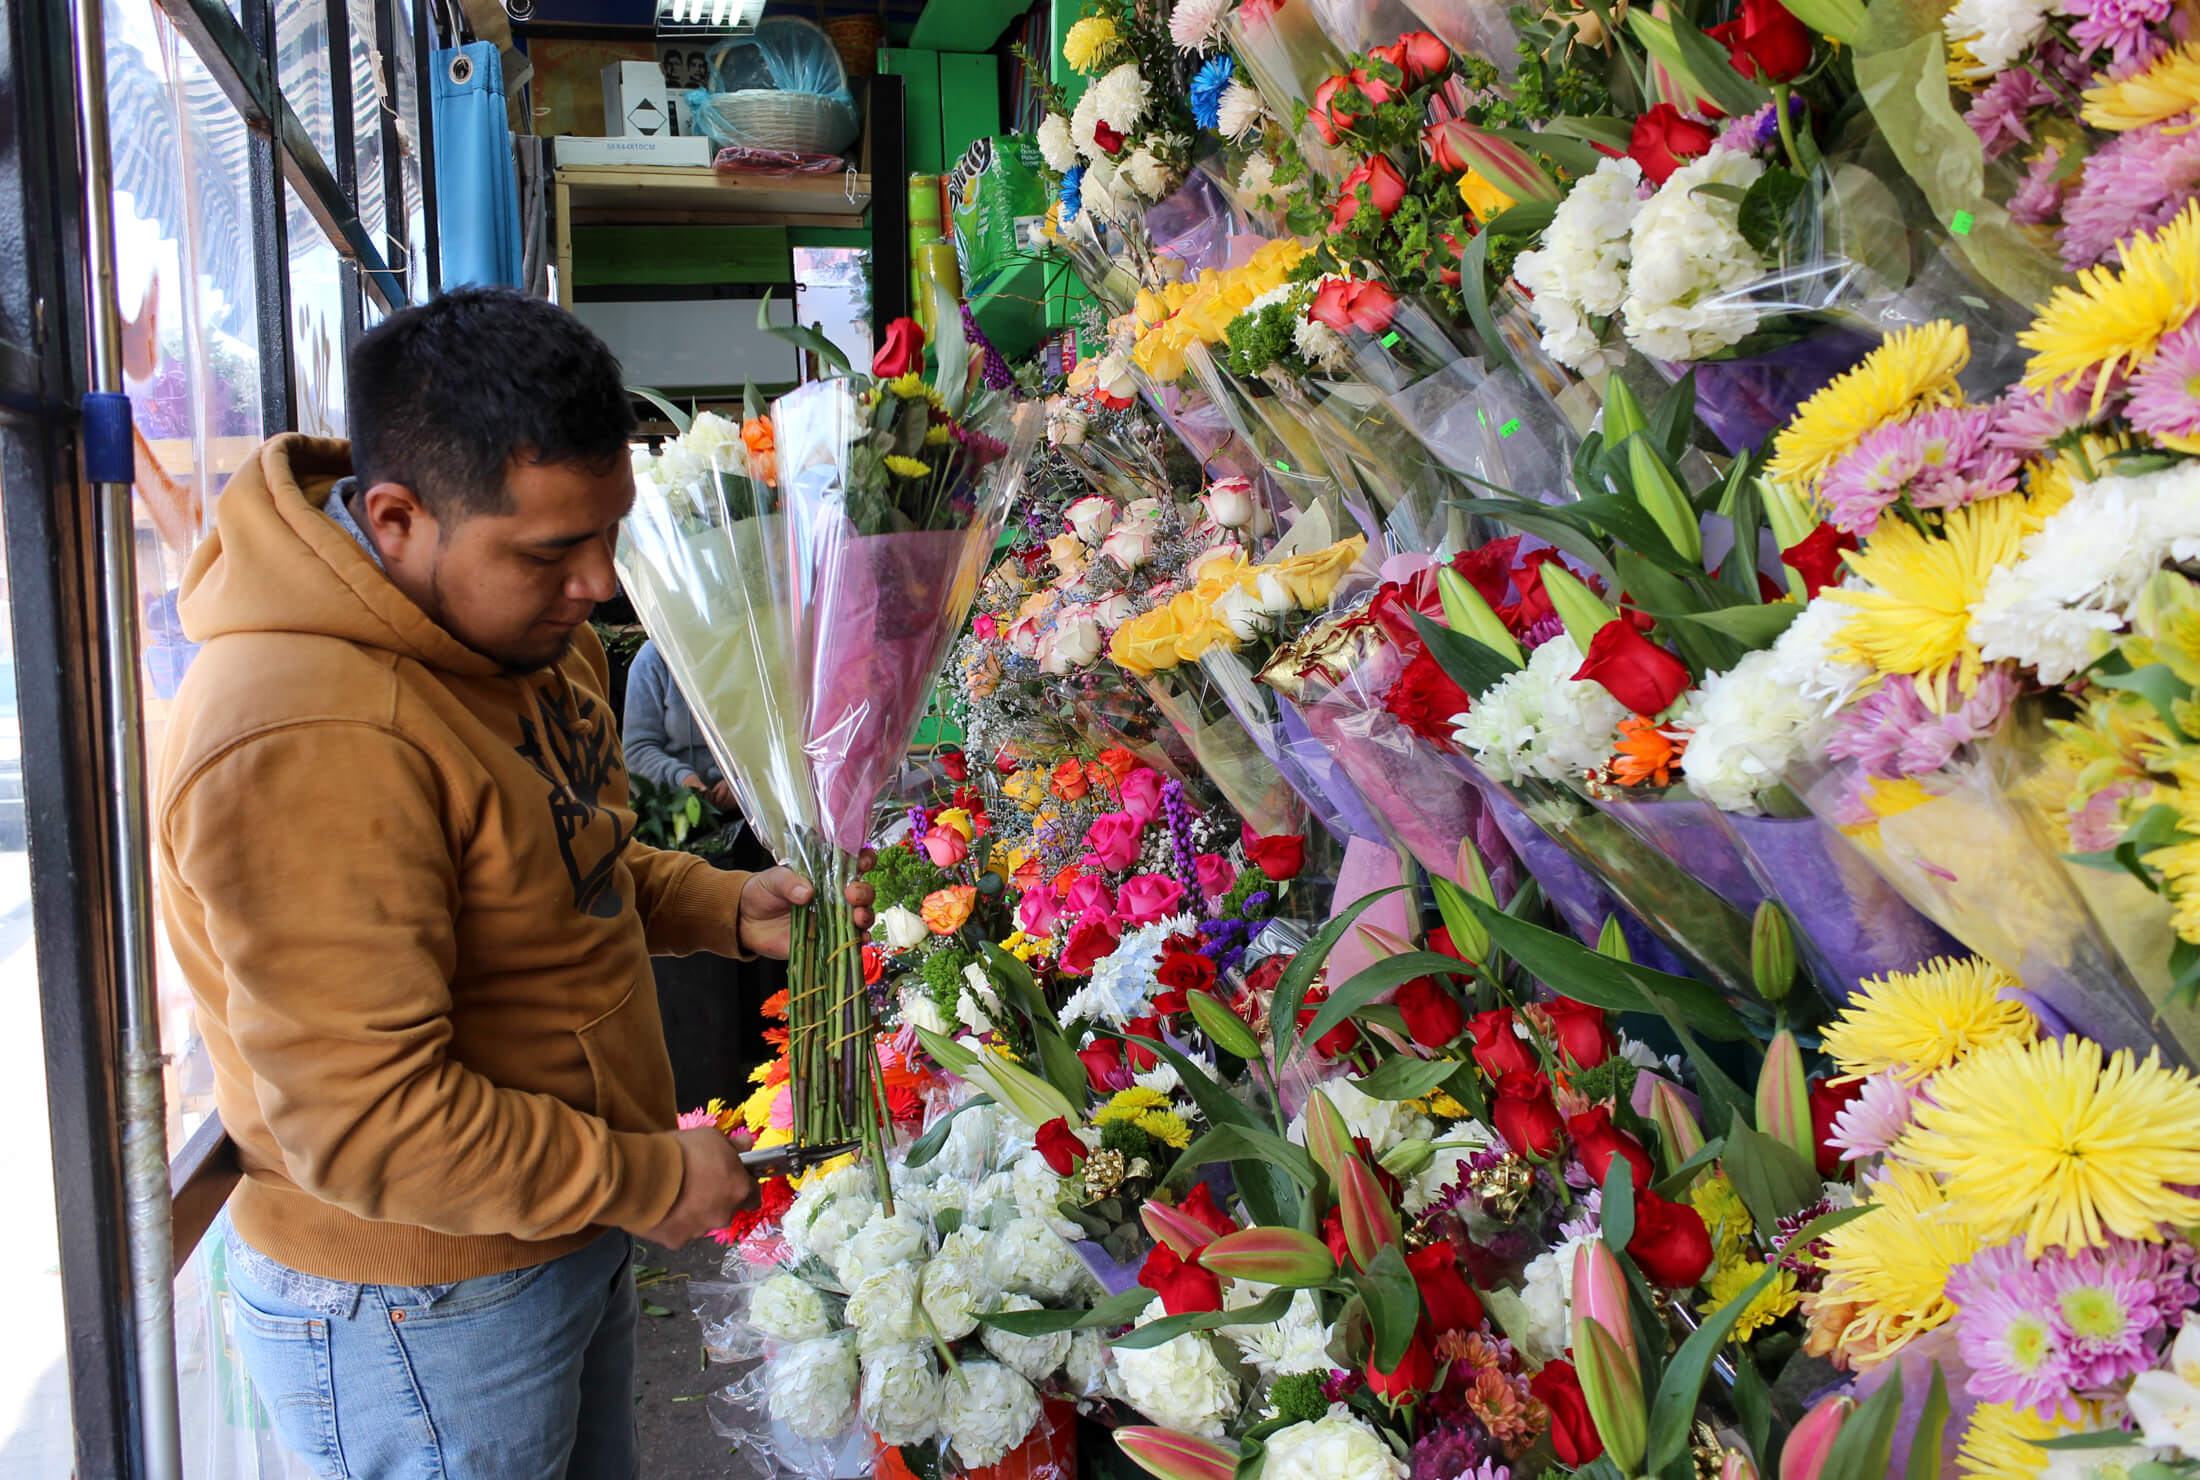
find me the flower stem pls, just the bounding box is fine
[1771,85,1807,176]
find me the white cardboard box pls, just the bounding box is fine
[556,134,713,168]
[601,60,673,137]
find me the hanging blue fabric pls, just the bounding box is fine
[432,40,524,290]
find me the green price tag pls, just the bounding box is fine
[1500,418,1523,439]
[1380,331,1401,348]
[1951,210,1975,236]
[1275,459,1292,472]
[1477,408,1489,426]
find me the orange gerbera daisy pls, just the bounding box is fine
[761,988,791,1020]
[1610,716,1685,787]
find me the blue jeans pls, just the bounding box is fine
[220,1219,639,1479]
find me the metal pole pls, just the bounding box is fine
[66,0,185,1474]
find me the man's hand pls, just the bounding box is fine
[636,1127,757,1249]
[678,772,705,792]
[705,779,739,811]
[737,852,877,960]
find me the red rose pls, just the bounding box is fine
[1398,29,1451,82]
[1573,619,1694,716]
[1060,918,1120,976]
[1092,118,1125,154]
[1810,1075,1865,1178]
[1298,1003,1361,1060]
[1628,1190,1716,1286]
[1311,69,1393,143]
[1566,1105,1654,1191]
[872,316,927,378]
[1708,0,1813,81]
[1157,951,1219,996]
[1513,548,1568,628]
[1782,522,1860,598]
[994,747,1020,776]
[1385,647,1474,743]
[1179,1182,1239,1239]
[1243,829,1307,881]
[1493,1070,1565,1158]
[1406,1241,1486,1333]
[1395,976,1467,1048]
[1627,104,1719,187]
[1529,1360,1605,1467]
[1428,926,1468,962]
[1320,1207,1352,1267]
[1330,156,1409,233]
[1077,1038,1133,1092]
[1124,1014,1165,1072]
[1546,997,1614,1069]
[1137,1241,1222,1315]
[1307,277,1401,336]
[862,944,884,985]
[1468,1007,1537,1078]
[1243,954,1290,997]
[939,748,968,782]
[1365,1323,1438,1404]
[1036,1116,1087,1176]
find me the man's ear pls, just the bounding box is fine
[358,480,438,559]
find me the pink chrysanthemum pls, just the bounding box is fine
[2043,1238,2193,1387]
[2009,146,2070,228]
[1827,1071,1926,1160]
[1827,669,2019,778]
[1818,406,2019,534]
[2058,123,2200,271]
[1989,380,2124,455]
[2126,317,2200,443]
[2071,0,2176,65]
[1965,68,2061,159]
[1947,1243,2084,1418]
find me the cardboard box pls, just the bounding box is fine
[601,60,673,137]
[556,134,714,168]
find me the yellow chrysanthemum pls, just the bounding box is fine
[2081,40,2200,131]
[1062,15,1120,72]
[1769,322,1970,492]
[1136,1110,1192,1149]
[1825,495,2027,696]
[1811,1161,1985,1368]
[1956,1400,2102,1480]
[1095,1086,1170,1124]
[1820,956,2036,1082]
[1897,1035,2200,1254]
[886,372,928,398]
[884,455,934,478]
[2021,200,2200,410]
[1701,1257,1800,1340]
[1428,1091,1471,1119]
[924,423,954,446]
[1689,1173,1755,1263]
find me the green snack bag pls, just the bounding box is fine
[947,135,1049,292]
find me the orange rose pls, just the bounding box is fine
[1052,758,1091,800]
[1086,760,1114,791]
[1097,747,1139,781]
[740,417,777,485]
[1052,865,1083,898]
[920,886,977,935]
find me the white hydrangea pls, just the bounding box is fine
[1064,1327,1111,1397]
[1061,914,1194,1026]
[845,1265,926,1352]
[933,1103,1006,1184]
[1010,1150,1084,1240]
[859,1343,944,1447]
[1261,1411,1410,1480]
[1036,112,1078,173]
[781,1178,874,1271]
[919,1252,997,1342]
[1451,632,1631,783]
[1225,1287,1336,1378]
[1089,63,1153,136]
[941,1361,1044,1469]
[988,1216,1090,1301]
[1287,1077,1433,1157]
[1680,644,1825,814]
[1621,147,1766,363]
[748,1273,830,1342]
[1514,155,1644,374]
[1216,79,1264,140]
[834,1210,931,1290]
[1944,0,2071,72]
[684,409,739,457]
[1516,1232,1597,1365]
[766,1335,859,1439]
[981,1293,1073,1382]
[1113,1332,1240,1438]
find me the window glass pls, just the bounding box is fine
[347,0,387,263]
[393,0,429,297]
[286,183,347,438]
[276,0,335,169]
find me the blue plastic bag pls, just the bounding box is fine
[432,41,523,290]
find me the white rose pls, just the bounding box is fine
[940,1360,1044,1469]
[766,1334,859,1439]
[981,1293,1074,1381]
[1042,610,1106,673]
[1261,1413,1409,1480]
[748,1272,830,1341]
[1113,1332,1238,1438]
[1212,582,1273,643]
[1515,1233,1595,1365]
[956,988,997,1036]
[1065,495,1118,544]
[860,1343,945,1447]
[898,985,947,1035]
[845,1265,926,1352]
[919,1252,997,1341]
[1253,570,1295,616]
[1099,523,1156,570]
[1201,477,1257,529]
[1093,353,1137,401]
[1046,397,1088,448]
[835,1210,931,1289]
[1123,496,1165,526]
[1036,112,1078,173]
[878,905,928,951]
[1089,592,1136,626]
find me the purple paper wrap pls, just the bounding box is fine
[1663,329,1875,455]
[1072,1240,1148,1297]
[1593,795,1769,917]
[1144,170,1238,273]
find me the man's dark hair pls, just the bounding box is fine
[346,287,637,520]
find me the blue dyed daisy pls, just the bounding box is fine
[1059,165,1085,222]
[1191,55,1235,131]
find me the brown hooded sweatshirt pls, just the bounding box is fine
[157,434,750,1284]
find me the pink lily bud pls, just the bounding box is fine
[1197,1228,1336,1288]
[1356,923,1415,959]
[1337,1155,1403,1269]
[1647,1078,1706,1183]
[1305,1088,1355,1188]
[1722,1451,1762,1480]
[1117,1427,1238,1480]
[1141,1200,1220,1259]
[1572,1239,1638,1366]
[1780,1394,1855,1480]
[1756,1030,1814,1167]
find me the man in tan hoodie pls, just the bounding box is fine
[155,289,869,1478]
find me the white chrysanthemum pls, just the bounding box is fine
[1680,645,1824,814]
[1294,313,1353,374]
[1061,915,1192,1025]
[748,1272,830,1342]
[1262,1411,1409,1480]
[1170,0,1233,51]
[920,1252,997,1342]
[1010,1150,1084,1240]
[1225,1287,1336,1377]
[941,1361,1044,1469]
[1089,64,1153,135]
[1217,79,1264,139]
[1514,155,1644,374]
[1516,1233,1597,1365]
[859,1343,944,1447]
[1070,88,1108,161]
[1064,1327,1111,1397]
[988,1216,1089,1301]
[1036,112,1078,173]
[1621,147,1765,362]
[1762,593,1873,711]
[981,1293,1074,1382]
[1405,1127,1494,1215]
[1944,0,2069,72]
[766,1335,859,1439]
[1287,1077,1432,1156]
[1450,632,1631,783]
[845,1265,926,1352]
[835,1210,931,1289]
[1239,150,1281,201]
[1121,146,1173,200]
[1113,1333,1239,1438]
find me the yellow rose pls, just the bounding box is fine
[1273,536,1370,610]
[1047,531,1086,575]
[1017,587,1059,623]
[1134,331,1189,385]
[1110,606,1186,676]
[1192,546,1248,584]
[934,807,975,841]
[1459,169,1514,220]
[1134,288,1167,329]
[1169,587,1236,660]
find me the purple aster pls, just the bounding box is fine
[1826,1071,1925,1160]
[1946,1242,2084,1419]
[2126,317,2200,444]
[1817,406,2018,535]
[1410,1418,1501,1480]
[2070,0,2175,65]
[1557,1186,1603,1241]
[2058,124,2200,271]
[1989,379,2124,456]
[1964,67,2060,160]
[2009,145,2070,228]
[1521,612,1566,649]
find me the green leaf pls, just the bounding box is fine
[1646,1264,1780,1472]
[1724,1121,1823,1229]
[1355,1245,1423,1370]
[642,1302,672,1317]
[1458,229,1514,374]
[1652,1137,1727,1199]
[758,288,855,379]
[1448,498,1621,594]
[1658,603,1804,647]
[1818,1364,1905,1480]
[1733,1346,1774,1464]
[1353,1055,1466,1101]
[1738,166,1812,258]
[1668,9,1773,117]
[1600,1154,1638,1254]
[1480,200,1559,238]
[1274,887,1407,1068]
[981,941,1055,1029]
[1413,612,1523,700]
[1112,1288,1294,1349]
[1033,1022,1091,1112]
[916,1024,980,1077]
[1906,1363,1952,1480]
[983,1286,1155,1336]
[2094,663,2195,743]
[628,385,693,435]
[1489,125,1608,177]
[903,1095,993,1169]
[1648,372,1699,465]
[1460,897,1750,1040]
[1716,462,1765,604]
[1167,1122,1321,1192]
[1614,550,1744,674]
[1301,950,1470,1048]
[1541,114,1636,151]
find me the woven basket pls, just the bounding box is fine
[822,14,881,76]
[699,89,860,155]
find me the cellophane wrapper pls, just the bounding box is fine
[1221,4,1353,183]
[1135,665,1311,841]
[1402,0,1523,76]
[1196,640,1390,849]
[1180,340,1372,539]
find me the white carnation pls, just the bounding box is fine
[1089,64,1153,136]
[1516,1233,1596,1365]
[1681,645,1824,814]
[1288,1078,1432,1156]
[748,1272,830,1342]
[766,1335,859,1439]
[919,1252,997,1341]
[1114,1332,1239,1438]
[1170,0,1233,51]
[941,1361,1044,1469]
[845,1265,926,1352]
[1621,147,1766,362]
[1451,632,1630,783]
[1514,155,1643,374]
[835,1210,931,1289]
[981,1293,1073,1382]
[1217,80,1264,139]
[988,1216,1089,1301]
[1122,146,1172,200]
[859,1343,944,1447]
[1261,1412,1409,1480]
[1036,112,1078,173]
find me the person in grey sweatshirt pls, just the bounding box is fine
[621,638,737,811]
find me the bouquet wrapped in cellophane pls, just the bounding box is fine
[618,307,1040,1199]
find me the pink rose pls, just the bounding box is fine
[923,821,970,868]
[1064,874,1117,923]
[974,614,998,641]
[1017,887,1062,936]
[1120,767,1166,825]
[1119,873,1187,926]
[1084,811,1144,873]
[1195,853,1238,901]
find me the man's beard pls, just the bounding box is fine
[425,562,581,675]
